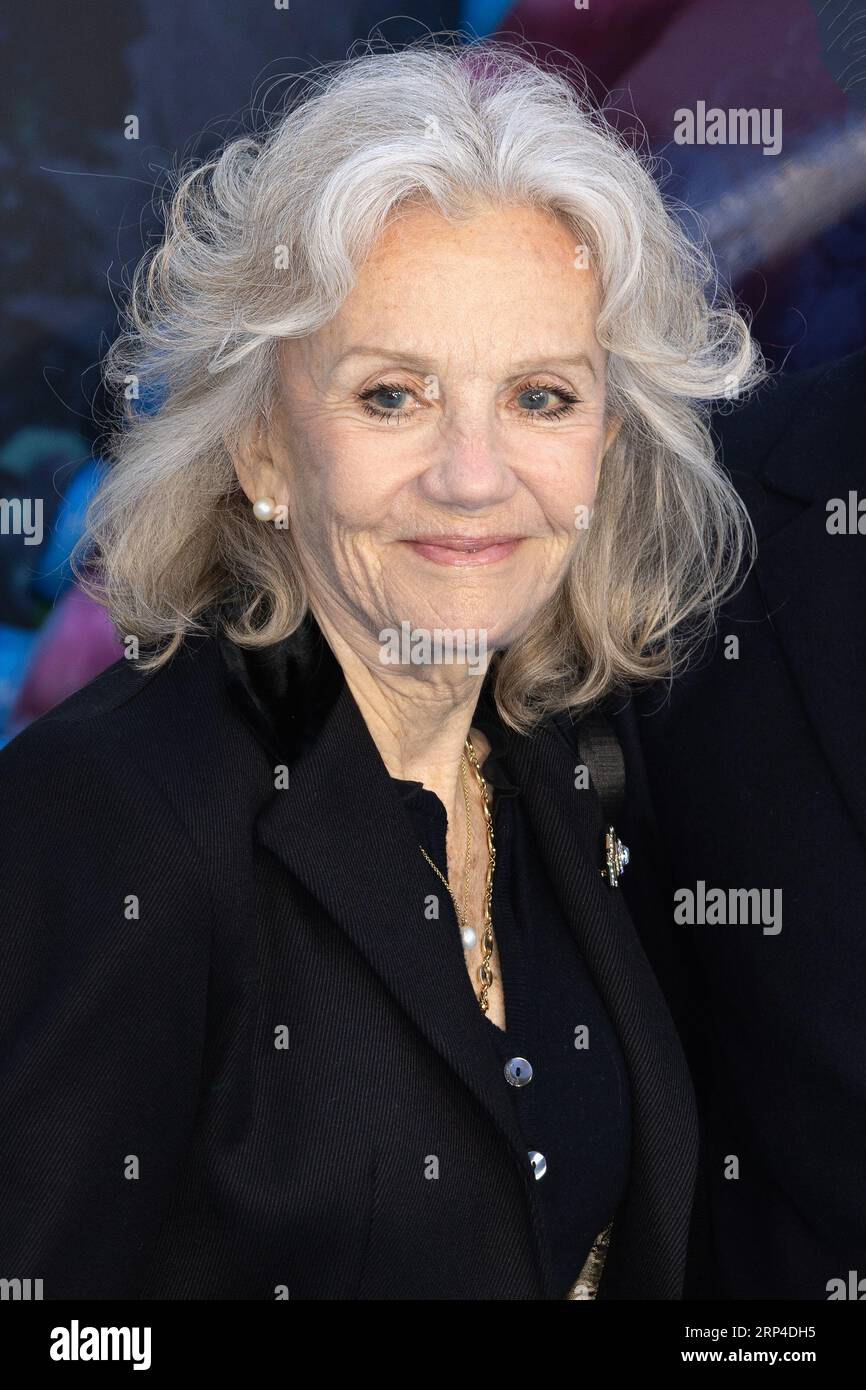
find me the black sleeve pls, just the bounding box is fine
[0,716,213,1298]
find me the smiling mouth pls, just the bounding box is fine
[401,536,525,567]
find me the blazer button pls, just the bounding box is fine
[504,1056,533,1087]
[528,1150,547,1179]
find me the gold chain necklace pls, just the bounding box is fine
[419,735,497,1013]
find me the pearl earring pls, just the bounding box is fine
[252,496,276,521]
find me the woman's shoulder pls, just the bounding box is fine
[4,623,232,756]
[0,629,238,858]
[2,653,149,776]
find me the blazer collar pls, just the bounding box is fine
[217,608,344,766]
[218,606,517,785]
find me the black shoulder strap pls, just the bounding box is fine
[576,712,626,824]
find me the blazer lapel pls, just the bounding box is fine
[501,714,698,1298]
[254,677,537,1161]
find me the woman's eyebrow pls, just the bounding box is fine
[510,353,597,380]
[334,346,437,370]
[334,346,597,379]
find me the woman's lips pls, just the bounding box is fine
[402,536,524,567]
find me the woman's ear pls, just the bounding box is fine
[229,412,283,507]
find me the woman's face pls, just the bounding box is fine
[241,202,620,660]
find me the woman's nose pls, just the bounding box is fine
[416,431,518,509]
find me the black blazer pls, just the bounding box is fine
[611,346,866,1298]
[0,613,697,1300]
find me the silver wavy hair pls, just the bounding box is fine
[76,34,766,731]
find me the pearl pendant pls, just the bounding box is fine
[461,926,477,950]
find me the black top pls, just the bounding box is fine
[391,698,632,1298]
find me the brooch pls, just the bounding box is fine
[601,826,630,888]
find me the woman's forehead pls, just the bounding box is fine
[279,207,603,381]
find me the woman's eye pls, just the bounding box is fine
[357,383,417,422]
[515,384,581,420]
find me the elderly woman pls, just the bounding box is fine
[0,39,763,1301]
